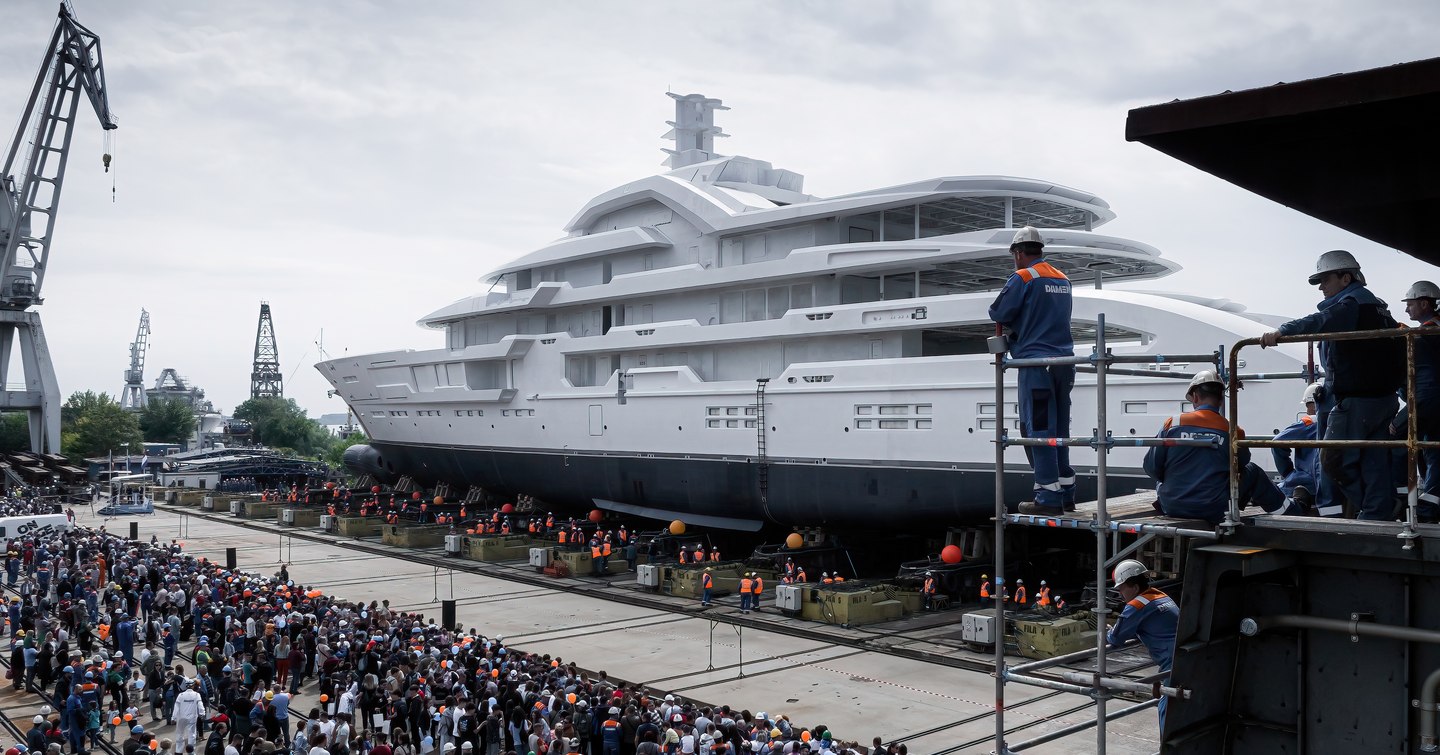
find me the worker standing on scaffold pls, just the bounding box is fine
[989,226,1076,515]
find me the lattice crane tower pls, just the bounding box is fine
[120,308,149,410]
[0,4,118,452]
[251,301,283,399]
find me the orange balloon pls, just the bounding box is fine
[800,732,811,743]
[149,742,158,751]
[491,669,499,678]
[566,693,576,704]
[111,717,121,726]
[320,694,329,702]
[123,714,133,721]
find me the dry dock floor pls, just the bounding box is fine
[0,506,1162,754]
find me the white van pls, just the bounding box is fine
[0,514,71,539]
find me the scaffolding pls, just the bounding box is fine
[988,318,1440,753]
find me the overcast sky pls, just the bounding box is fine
[1,0,1438,419]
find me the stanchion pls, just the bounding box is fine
[225,547,237,571]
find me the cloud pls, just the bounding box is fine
[1,0,1438,419]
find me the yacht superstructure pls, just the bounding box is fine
[322,93,1311,530]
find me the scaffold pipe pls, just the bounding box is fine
[1003,514,1218,539]
[1059,670,1191,700]
[1007,700,1159,752]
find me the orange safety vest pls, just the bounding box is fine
[740,577,753,593]
[558,531,567,544]
[1038,587,1051,606]
[795,569,806,583]
[618,529,628,543]
[980,581,990,599]
[694,547,706,562]
[710,551,720,562]
[701,573,713,589]
[751,577,763,595]
[679,550,689,564]
[923,578,936,595]
[602,541,612,557]
[546,516,555,528]
[835,576,845,582]
[1015,586,1028,604]
[528,521,537,534]
[822,577,833,584]
[591,543,602,559]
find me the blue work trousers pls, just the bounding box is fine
[1017,366,1076,507]
[1314,390,1339,515]
[1325,395,1399,520]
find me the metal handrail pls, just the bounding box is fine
[991,313,1222,755]
[1226,326,1440,544]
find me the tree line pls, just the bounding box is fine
[0,393,363,468]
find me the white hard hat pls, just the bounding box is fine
[1308,249,1364,285]
[1301,381,1322,406]
[1402,281,1440,301]
[1187,369,1225,394]
[1011,226,1044,248]
[1112,559,1149,585]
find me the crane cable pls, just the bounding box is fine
[105,130,116,201]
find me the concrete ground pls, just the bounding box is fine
[0,505,1162,755]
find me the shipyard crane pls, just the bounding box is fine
[0,3,118,452]
[120,308,149,410]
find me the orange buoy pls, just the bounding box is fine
[669,520,686,535]
[785,533,803,549]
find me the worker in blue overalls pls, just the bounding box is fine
[1107,559,1179,732]
[1272,382,1321,504]
[1144,370,1307,523]
[1391,281,1440,521]
[989,226,1075,515]
[1261,250,1403,519]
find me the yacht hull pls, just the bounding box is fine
[348,440,1154,530]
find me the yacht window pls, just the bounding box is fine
[883,206,917,241]
[883,273,917,301]
[791,284,813,309]
[767,287,789,319]
[744,289,767,322]
[515,269,532,290]
[721,292,743,324]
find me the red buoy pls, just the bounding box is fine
[588,509,603,523]
[940,544,963,564]
[501,503,515,513]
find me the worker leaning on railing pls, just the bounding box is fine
[1259,250,1405,520]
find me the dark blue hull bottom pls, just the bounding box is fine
[353,442,1151,530]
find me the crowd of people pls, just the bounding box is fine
[0,521,875,755]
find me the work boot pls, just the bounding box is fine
[1291,486,1315,515]
[1017,502,1064,516]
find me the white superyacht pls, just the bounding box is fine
[321,93,1310,530]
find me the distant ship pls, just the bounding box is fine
[321,93,1311,531]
